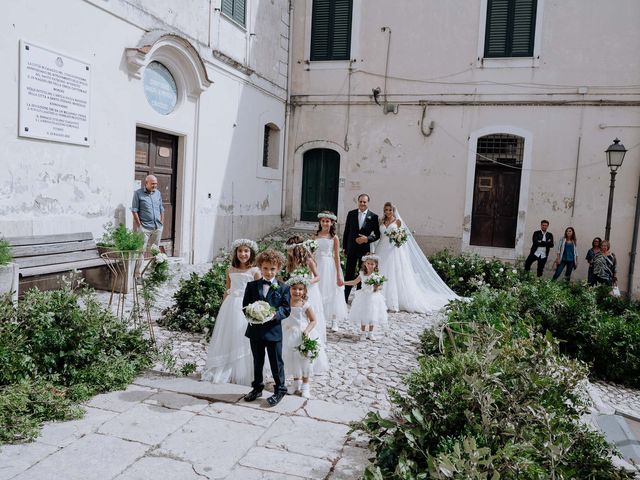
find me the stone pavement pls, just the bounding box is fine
[0,374,371,480]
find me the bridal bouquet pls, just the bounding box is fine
[385,227,409,248]
[296,333,320,361]
[302,239,318,253]
[365,273,387,287]
[291,266,311,279]
[244,300,276,325]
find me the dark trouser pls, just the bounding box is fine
[552,260,575,281]
[250,339,286,394]
[524,252,547,277]
[344,251,364,302]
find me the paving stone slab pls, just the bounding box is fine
[597,414,640,464]
[300,399,367,424]
[224,466,303,479]
[85,384,157,413]
[143,391,210,413]
[114,456,203,480]
[239,447,333,480]
[329,445,371,479]
[257,415,349,461]
[36,406,118,448]
[0,442,59,480]
[156,414,265,479]
[133,374,250,403]
[98,403,195,445]
[10,433,149,480]
[240,392,307,415]
[200,402,280,428]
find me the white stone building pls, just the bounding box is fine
[284,0,640,293]
[1,0,291,262]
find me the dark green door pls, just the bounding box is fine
[300,149,340,221]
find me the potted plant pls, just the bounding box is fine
[97,223,145,294]
[0,239,18,302]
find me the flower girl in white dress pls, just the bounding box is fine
[314,211,348,331]
[282,276,327,399]
[285,235,330,373]
[202,239,260,385]
[344,254,388,340]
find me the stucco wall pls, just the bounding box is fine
[286,0,640,293]
[1,0,289,262]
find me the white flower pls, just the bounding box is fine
[499,268,504,273]
[150,244,161,255]
[155,253,168,264]
[512,269,517,274]
[458,277,464,281]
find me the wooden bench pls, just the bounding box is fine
[8,232,112,295]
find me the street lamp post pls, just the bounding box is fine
[604,138,627,241]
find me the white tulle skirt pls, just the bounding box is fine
[305,283,330,373]
[349,290,388,328]
[377,240,453,314]
[201,293,253,386]
[316,254,348,327]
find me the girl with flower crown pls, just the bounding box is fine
[282,276,328,398]
[285,235,330,373]
[202,239,261,385]
[343,254,388,340]
[314,211,348,331]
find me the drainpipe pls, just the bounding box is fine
[627,174,640,297]
[280,0,294,220]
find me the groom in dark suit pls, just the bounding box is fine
[243,249,291,406]
[343,193,381,302]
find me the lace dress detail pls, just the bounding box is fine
[282,302,328,378]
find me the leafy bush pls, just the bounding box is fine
[0,239,12,266]
[159,259,229,333]
[358,322,633,479]
[97,222,144,252]
[430,250,526,295]
[0,288,153,443]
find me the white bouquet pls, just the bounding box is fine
[290,266,311,279]
[244,300,276,325]
[384,227,409,248]
[302,239,318,253]
[364,273,387,287]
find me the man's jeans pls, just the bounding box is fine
[134,227,162,277]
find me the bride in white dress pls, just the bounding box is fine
[375,202,460,313]
[202,239,260,385]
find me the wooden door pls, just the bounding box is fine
[300,149,340,222]
[470,167,521,248]
[135,127,178,253]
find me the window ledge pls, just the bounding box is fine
[477,57,540,69]
[305,60,352,71]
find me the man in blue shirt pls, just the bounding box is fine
[131,175,164,273]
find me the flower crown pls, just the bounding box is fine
[284,242,304,251]
[317,212,337,221]
[362,254,380,262]
[231,238,258,253]
[286,275,311,287]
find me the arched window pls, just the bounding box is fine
[470,134,524,248]
[262,124,280,169]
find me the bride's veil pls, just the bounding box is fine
[394,208,461,300]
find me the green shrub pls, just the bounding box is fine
[97,222,144,252]
[430,250,525,296]
[0,239,11,266]
[0,287,153,443]
[358,322,632,479]
[159,259,229,333]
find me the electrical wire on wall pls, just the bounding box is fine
[343,60,353,151]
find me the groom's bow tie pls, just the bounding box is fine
[261,279,273,286]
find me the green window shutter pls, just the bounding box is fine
[310,0,352,61]
[222,0,245,26]
[485,0,537,57]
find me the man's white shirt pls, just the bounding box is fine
[535,232,548,259]
[262,279,277,297]
[358,209,368,229]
